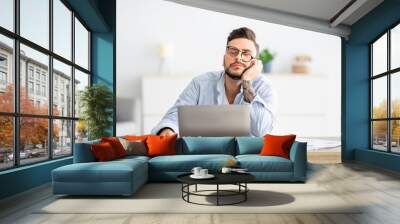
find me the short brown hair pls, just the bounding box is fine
[227,27,259,55]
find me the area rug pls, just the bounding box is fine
[37,183,361,214]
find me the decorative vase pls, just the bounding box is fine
[262,61,272,73]
[292,54,312,74]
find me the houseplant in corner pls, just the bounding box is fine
[259,48,275,73]
[79,84,113,140]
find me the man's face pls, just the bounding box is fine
[223,38,257,80]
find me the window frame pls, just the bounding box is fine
[0,0,92,171]
[370,21,400,154]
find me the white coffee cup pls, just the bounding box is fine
[191,167,202,176]
[200,169,208,176]
[221,167,232,174]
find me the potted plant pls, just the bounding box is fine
[79,84,113,140]
[259,48,275,73]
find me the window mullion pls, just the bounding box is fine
[48,0,54,160]
[71,10,76,155]
[388,30,391,152]
[13,0,20,167]
[370,45,373,149]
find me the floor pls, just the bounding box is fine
[1,151,400,224]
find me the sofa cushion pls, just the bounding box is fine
[52,158,148,183]
[147,134,177,157]
[115,155,150,163]
[260,134,296,159]
[148,154,235,172]
[180,137,235,155]
[91,142,118,161]
[101,137,127,158]
[235,137,263,155]
[236,155,293,172]
[118,138,147,156]
[74,139,100,163]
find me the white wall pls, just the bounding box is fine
[117,0,341,137]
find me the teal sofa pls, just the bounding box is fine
[52,137,307,196]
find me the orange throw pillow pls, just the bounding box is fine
[91,142,117,161]
[101,137,127,158]
[259,134,296,159]
[146,134,177,157]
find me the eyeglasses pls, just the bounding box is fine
[225,46,255,62]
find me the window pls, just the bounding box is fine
[41,73,46,82]
[0,71,6,85]
[74,69,89,118]
[28,81,34,94]
[35,84,40,95]
[28,67,34,80]
[0,116,13,170]
[0,34,13,113]
[20,0,49,49]
[0,0,13,32]
[53,119,72,158]
[53,0,72,60]
[19,117,49,165]
[0,55,7,67]
[53,59,71,117]
[370,23,400,154]
[42,85,46,97]
[35,70,40,81]
[0,0,91,170]
[75,18,89,69]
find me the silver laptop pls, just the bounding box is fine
[178,105,250,137]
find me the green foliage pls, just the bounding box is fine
[258,48,275,64]
[79,84,113,140]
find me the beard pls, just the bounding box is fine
[225,68,242,80]
[224,59,247,80]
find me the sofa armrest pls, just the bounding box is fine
[73,140,100,163]
[289,141,307,181]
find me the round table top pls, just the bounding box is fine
[177,172,255,185]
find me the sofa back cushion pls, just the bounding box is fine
[73,139,100,163]
[91,142,118,161]
[118,138,147,156]
[260,134,296,159]
[101,137,127,158]
[235,137,263,155]
[180,137,235,155]
[146,134,177,157]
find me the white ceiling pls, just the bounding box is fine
[166,0,384,38]
[226,0,353,23]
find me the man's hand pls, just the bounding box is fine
[159,127,176,136]
[241,59,263,81]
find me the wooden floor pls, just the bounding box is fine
[1,152,400,224]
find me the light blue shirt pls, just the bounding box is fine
[151,70,276,137]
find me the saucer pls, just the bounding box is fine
[190,174,215,179]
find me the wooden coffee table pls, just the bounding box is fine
[177,172,255,206]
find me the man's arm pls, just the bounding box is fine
[242,81,276,137]
[151,79,199,135]
[242,80,255,103]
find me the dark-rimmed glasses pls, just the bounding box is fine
[226,46,255,62]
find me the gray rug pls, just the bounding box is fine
[38,183,362,214]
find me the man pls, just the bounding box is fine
[151,27,276,137]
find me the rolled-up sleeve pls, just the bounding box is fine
[242,82,276,137]
[151,79,199,135]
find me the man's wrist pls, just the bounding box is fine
[242,80,255,103]
[242,80,251,88]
